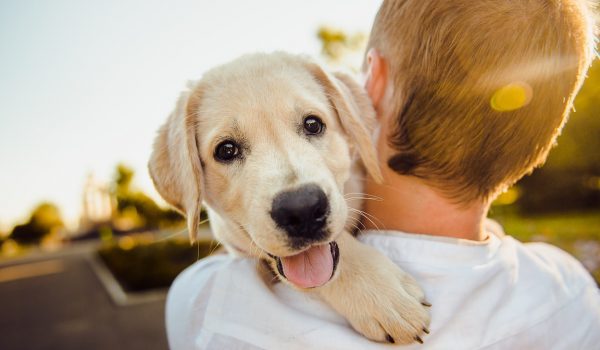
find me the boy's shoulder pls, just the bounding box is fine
[482,236,600,349]
[487,218,596,290]
[511,237,597,290]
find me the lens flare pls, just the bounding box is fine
[490,82,533,112]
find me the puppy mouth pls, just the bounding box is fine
[268,241,339,289]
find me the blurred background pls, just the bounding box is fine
[0,0,598,349]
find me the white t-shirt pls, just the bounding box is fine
[166,222,600,349]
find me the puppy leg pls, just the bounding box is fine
[315,231,431,344]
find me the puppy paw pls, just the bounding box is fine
[348,270,431,344]
[316,234,431,344]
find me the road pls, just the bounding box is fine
[0,245,169,350]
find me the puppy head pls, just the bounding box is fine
[149,53,381,287]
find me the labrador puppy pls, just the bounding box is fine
[149,52,430,344]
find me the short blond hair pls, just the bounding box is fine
[367,0,597,202]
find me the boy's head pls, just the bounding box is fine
[364,0,597,203]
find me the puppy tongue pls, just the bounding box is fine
[280,244,333,289]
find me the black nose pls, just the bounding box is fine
[270,184,330,241]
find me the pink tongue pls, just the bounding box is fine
[280,244,333,289]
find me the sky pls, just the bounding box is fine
[0,0,382,232]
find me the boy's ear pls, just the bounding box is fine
[364,48,388,116]
[148,85,204,243]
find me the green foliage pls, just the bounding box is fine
[98,238,217,291]
[317,26,366,68]
[546,61,600,171]
[115,190,182,228]
[9,202,64,245]
[115,163,135,192]
[517,60,600,213]
[318,26,348,61]
[112,163,185,229]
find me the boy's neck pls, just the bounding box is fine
[362,169,489,241]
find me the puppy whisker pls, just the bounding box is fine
[344,196,383,202]
[344,192,383,201]
[207,240,222,256]
[346,214,366,231]
[358,209,385,231]
[349,207,383,231]
[270,273,281,284]
[156,227,188,242]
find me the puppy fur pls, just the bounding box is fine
[149,52,430,344]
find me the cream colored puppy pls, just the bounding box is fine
[149,52,430,344]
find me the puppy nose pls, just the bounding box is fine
[270,184,329,239]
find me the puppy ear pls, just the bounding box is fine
[306,64,383,183]
[148,85,204,243]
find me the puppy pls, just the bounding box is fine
[149,52,430,344]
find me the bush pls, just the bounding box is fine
[9,203,64,245]
[98,238,218,292]
[518,169,599,214]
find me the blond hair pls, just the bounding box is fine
[367,0,597,202]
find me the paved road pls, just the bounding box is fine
[0,253,168,350]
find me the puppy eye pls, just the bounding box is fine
[303,115,325,135]
[214,140,240,162]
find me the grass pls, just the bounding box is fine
[489,208,600,285]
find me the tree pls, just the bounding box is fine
[317,26,366,69]
[10,202,64,245]
[111,163,184,230]
[115,163,135,193]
